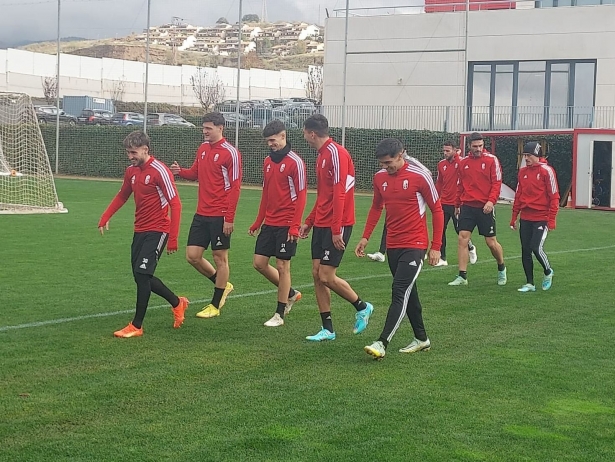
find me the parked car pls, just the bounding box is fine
[35,106,77,125]
[77,109,113,125]
[220,111,249,127]
[147,113,195,127]
[215,100,253,115]
[111,112,144,126]
[251,108,298,129]
[281,100,316,116]
[266,98,291,108]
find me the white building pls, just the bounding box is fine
[322,1,615,131]
[0,49,308,105]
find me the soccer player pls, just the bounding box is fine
[99,131,188,338]
[435,141,477,267]
[249,120,306,327]
[170,112,241,318]
[356,138,444,359]
[299,114,373,341]
[366,152,430,263]
[449,132,507,286]
[510,142,559,292]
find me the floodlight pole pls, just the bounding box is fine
[54,0,61,174]
[143,0,151,133]
[235,0,243,147]
[463,0,470,131]
[341,0,349,146]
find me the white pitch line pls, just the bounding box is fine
[1,244,614,333]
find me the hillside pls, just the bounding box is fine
[19,39,323,72]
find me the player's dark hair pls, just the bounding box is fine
[263,119,286,138]
[443,140,457,148]
[303,114,329,138]
[375,138,404,159]
[202,111,226,127]
[123,131,150,149]
[468,132,483,143]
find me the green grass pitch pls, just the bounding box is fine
[1,178,614,461]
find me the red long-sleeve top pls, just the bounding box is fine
[456,151,502,208]
[435,153,461,206]
[511,162,560,229]
[304,138,355,235]
[177,138,242,222]
[99,156,181,250]
[250,149,308,237]
[363,162,444,251]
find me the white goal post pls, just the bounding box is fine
[0,92,67,214]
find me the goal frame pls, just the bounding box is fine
[0,92,68,214]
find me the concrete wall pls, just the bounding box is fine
[0,48,308,106]
[323,4,615,129]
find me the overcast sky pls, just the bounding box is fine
[0,0,402,46]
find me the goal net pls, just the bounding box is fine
[460,129,574,205]
[0,92,67,214]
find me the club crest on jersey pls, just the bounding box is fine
[443,165,447,171]
[266,164,271,173]
[145,174,151,185]
[322,159,326,168]
[403,179,409,190]
[524,175,528,179]
[131,175,136,184]
[455,163,458,169]
[214,153,219,162]
[280,163,286,172]
[537,173,541,180]
[482,163,486,170]
[382,181,388,191]
[465,165,469,169]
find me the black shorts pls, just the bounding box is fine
[458,205,496,237]
[187,214,230,250]
[311,225,353,267]
[254,224,297,261]
[131,231,167,276]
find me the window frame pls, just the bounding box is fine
[467,59,597,130]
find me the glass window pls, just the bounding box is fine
[496,64,514,73]
[468,59,595,130]
[494,72,513,129]
[472,71,491,107]
[519,61,545,72]
[517,70,546,129]
[471,71,491,130]
[549,70,570,128]
[551,63,569,72]
[473,64,491,72]
[573,62,596,127]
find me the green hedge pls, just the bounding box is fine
[40,126,572,193]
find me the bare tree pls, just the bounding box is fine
[190,67,226,111]
[110,77,126,105]
[305,66,323,105]
[42,76,57,105]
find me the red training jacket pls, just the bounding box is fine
[250,149,308,237]
[456,151,502,208]
[435,153,461,206]
[178,138,242,222]
[305,138,355,235]
[511,162,560,229]
[363,162,444,251]
[99,156,181,250]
